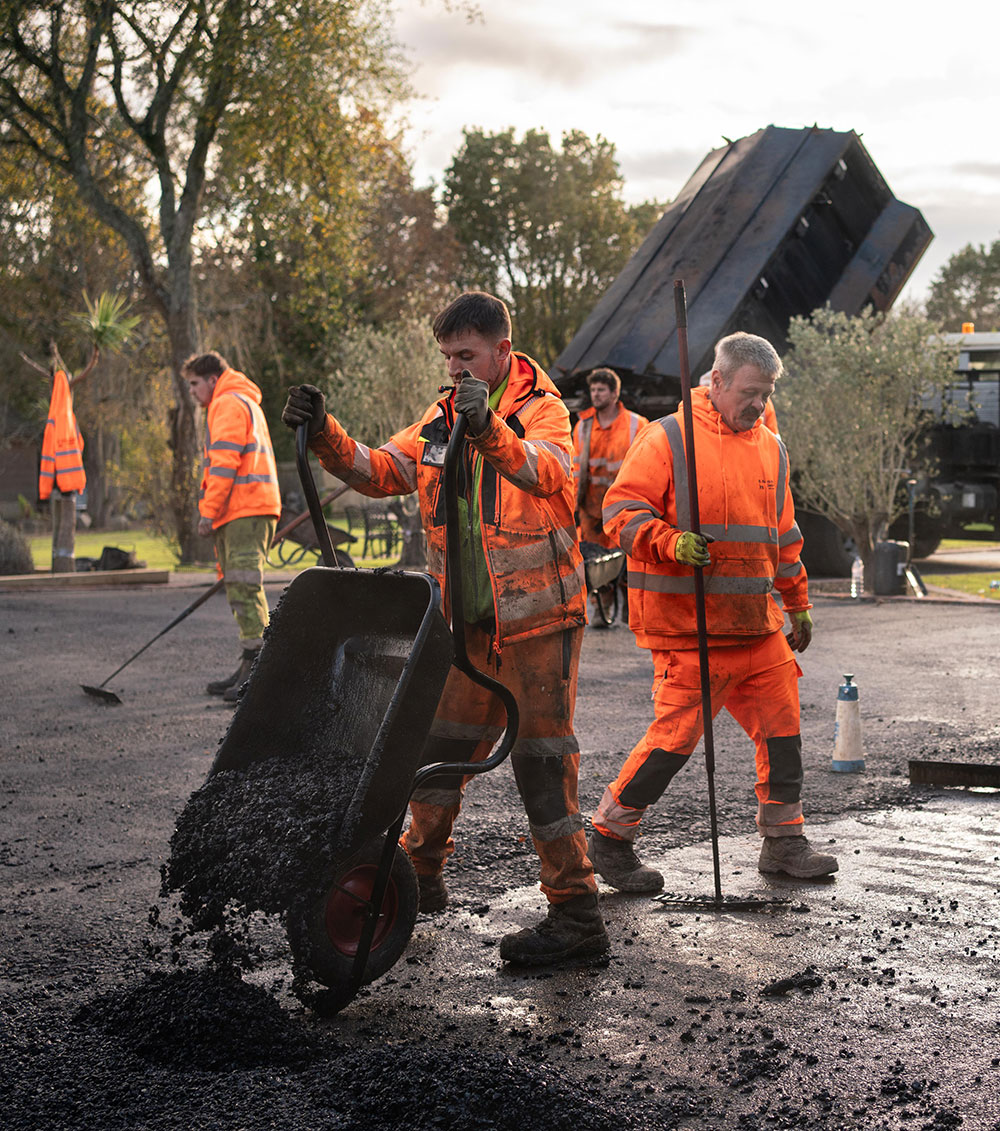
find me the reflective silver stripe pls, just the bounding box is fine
[234,473,276,485]
[502,575,572,622]
[54,447,81,457]
[630,572,774,595]
[488,524,576,574]
[776,439,788,522]
[512,734,580,757]
[663,416,689,530]
[226,567,264,584]
[701,523,777,544]
[757,800,803,828]
[603,496,655,523]
[381,441,418,492]
[351,441,373,479]
[778,523,802,547]
[410,786,462,807]
[628,413,643,442]
[614,508,661,555]
[210,467,238,479]
[529,812,585,842]
[593,786,643,841]
[506,442,540,489]
[209,440,244,452]
[576,416,593,507]
[776,560,803,578]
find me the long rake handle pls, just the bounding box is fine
[674,280,722,902]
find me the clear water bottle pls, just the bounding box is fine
[850,555,864,599]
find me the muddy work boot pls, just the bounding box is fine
[222,648,259,704]
[587,830,664,893]
[417,873,448,914]
[758,835,838,878]
[499,893,609,966]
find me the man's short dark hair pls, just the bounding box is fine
[587,367,621,396]
[181,351,228,379]
[432,292,511,343]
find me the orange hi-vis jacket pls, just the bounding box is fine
[38,369,86,500]
[309,352,587,648]
[572,402,648,542]
[603,385,810,650]
[199,369,280,530]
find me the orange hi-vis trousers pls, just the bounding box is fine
[401,623,596,903]
[593,630,805,841]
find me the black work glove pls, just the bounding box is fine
[453,372,491,435]
[281,384,326,437]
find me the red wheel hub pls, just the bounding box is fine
[323,864,398,956]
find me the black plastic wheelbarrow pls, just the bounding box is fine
[196,413,518,1014]
[580,541,626,626]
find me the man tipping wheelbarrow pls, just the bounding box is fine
[281,291,608,966]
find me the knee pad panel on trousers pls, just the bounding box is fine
[417,735,480,791]
[765,735,803,803]
[618,747,689,809]
[511,754,574,826]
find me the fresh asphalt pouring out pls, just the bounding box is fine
[1,584,999,1129]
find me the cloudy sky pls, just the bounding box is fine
[390,0,1000,304]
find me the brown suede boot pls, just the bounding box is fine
[588,830,664,892]
[417,873,448,913]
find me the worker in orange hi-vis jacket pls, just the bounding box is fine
[572,368,648,549]
[282,291,608,968]
[184,351,281,703]
[588,332,837,894]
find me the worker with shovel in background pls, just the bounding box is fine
[281,291,608,966]
[184,351,281,703]
[588,331,838,891]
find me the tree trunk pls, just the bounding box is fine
[167,301,202,564]
[50,492,77,573]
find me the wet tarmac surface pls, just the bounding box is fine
[1,582,999,1128]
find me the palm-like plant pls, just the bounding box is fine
[72,291,141,353]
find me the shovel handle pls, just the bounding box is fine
[295,424,340,567]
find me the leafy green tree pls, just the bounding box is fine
[924,238,1000,332]
[780,306,958,570]
[443,127,663,366]
[1,1,410,560]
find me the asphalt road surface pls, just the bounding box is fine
[2,577,998,1130]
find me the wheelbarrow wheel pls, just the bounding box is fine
[286,839,418,995]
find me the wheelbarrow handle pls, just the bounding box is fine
[412,408,519,789]
[295,423,340,567]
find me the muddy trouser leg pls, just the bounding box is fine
[402,622,506,879]
[724,632,805,838]
[592,645,742,842]
[402,625,596,903]
[214,516,276,651]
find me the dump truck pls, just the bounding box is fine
[887,329,1000,556]
[550,124,935,575]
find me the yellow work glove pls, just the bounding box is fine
[673,531,712,568]
[786,609,813,653]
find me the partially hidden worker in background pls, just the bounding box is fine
[184,352,281,703]
[39,359,90,573]
[281,291,608,967]
[572,367,648,547]
[589,332,837,892]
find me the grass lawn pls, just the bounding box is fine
[920,573,1000,600]
[27,520,396,574]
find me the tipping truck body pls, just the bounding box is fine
[550,124,934,574]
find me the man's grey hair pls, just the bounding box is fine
[713,332,783,381]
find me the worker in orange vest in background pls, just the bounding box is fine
[572,368,648,548]
[38,349,95,574]
[184,351,281,702]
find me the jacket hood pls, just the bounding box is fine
[691,384,763,436]
[213,368,263,405]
